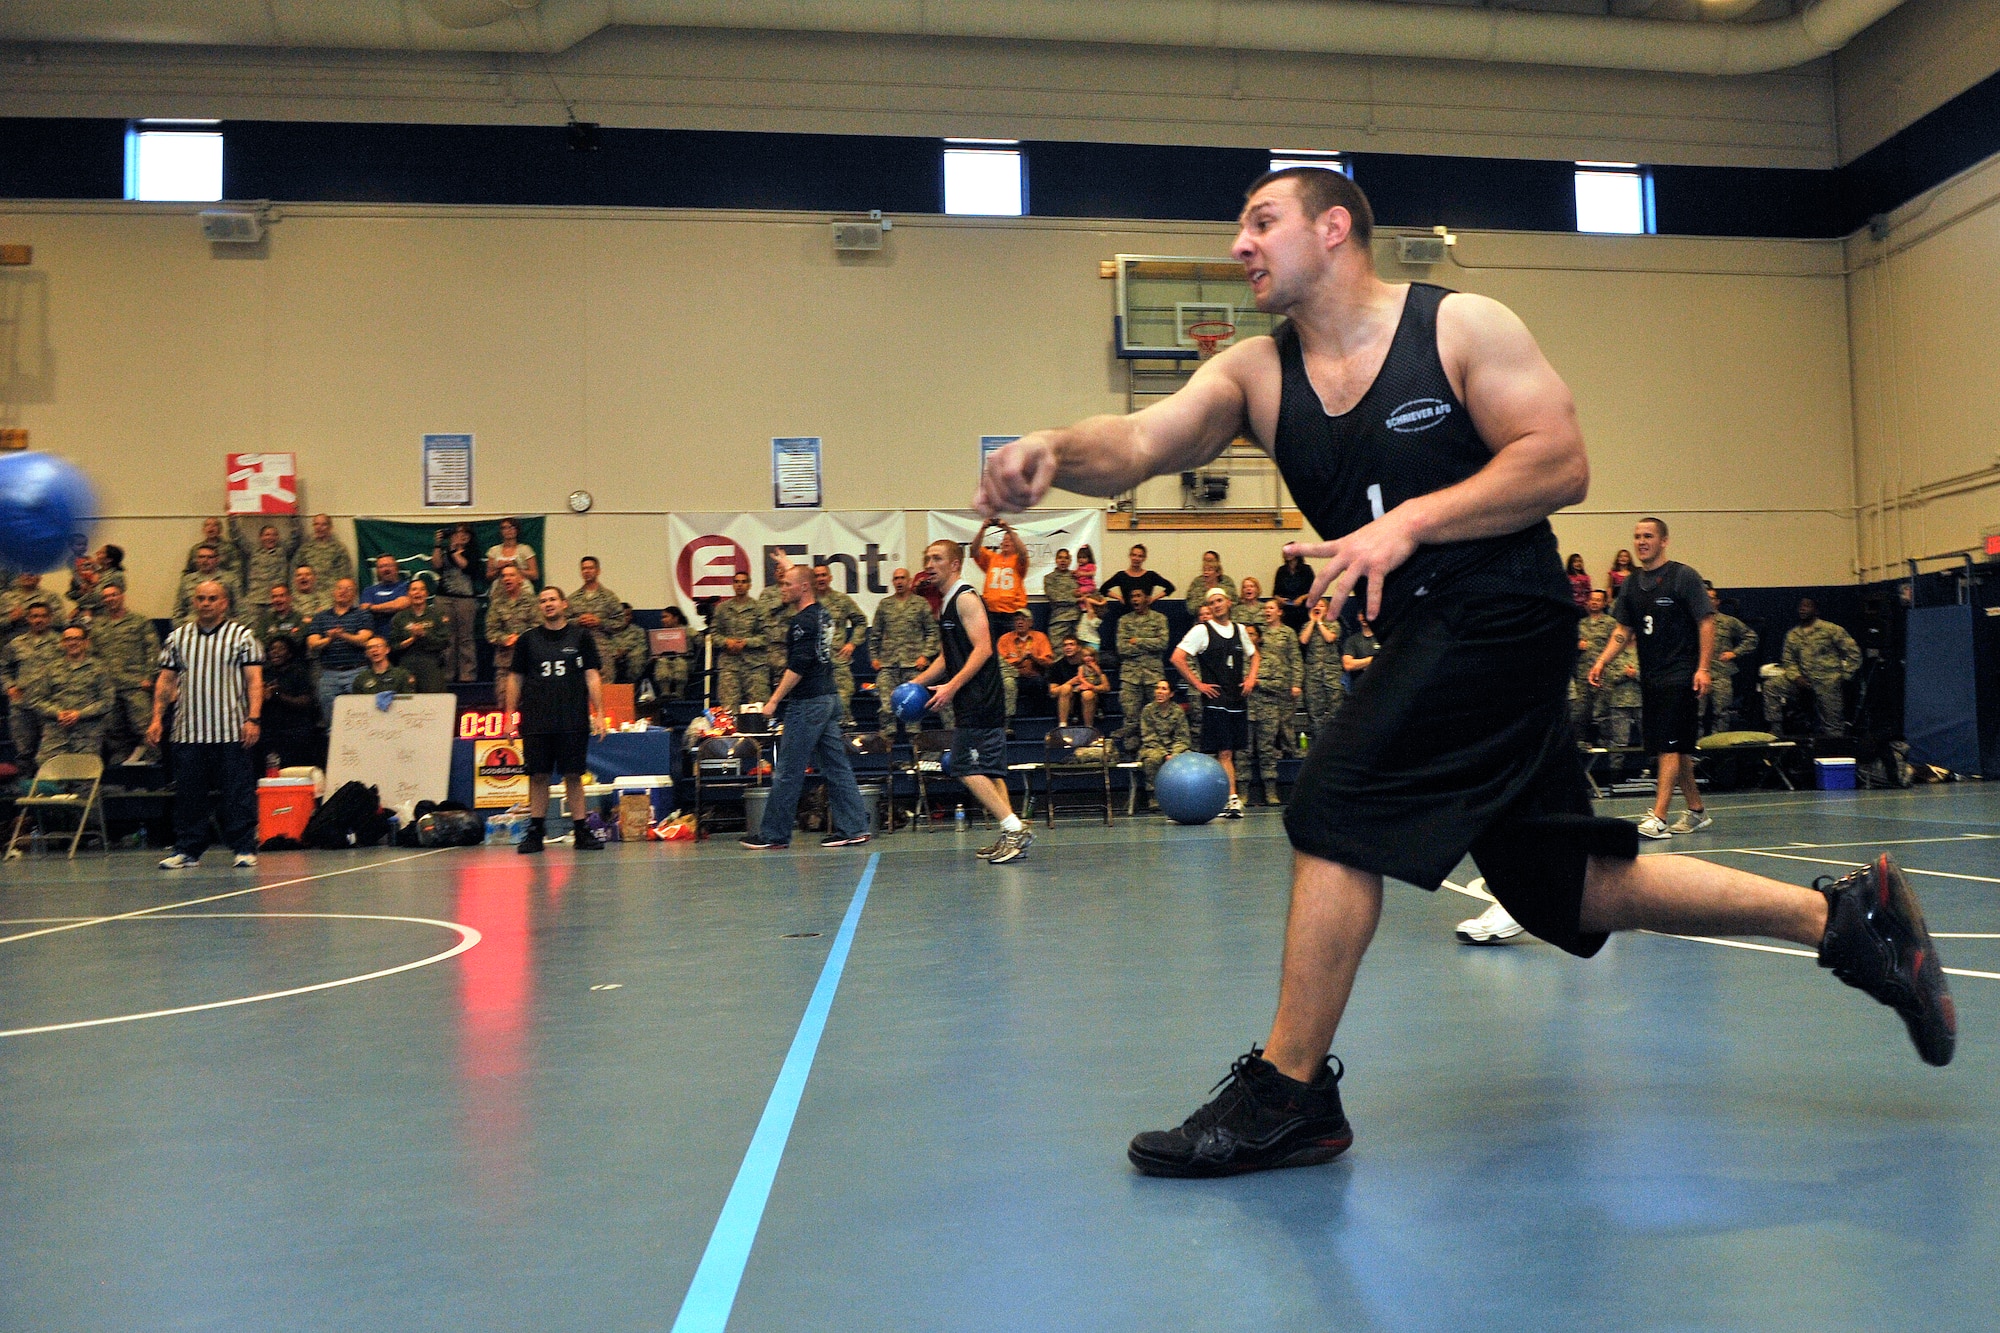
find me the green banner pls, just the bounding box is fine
[355,517,546,591]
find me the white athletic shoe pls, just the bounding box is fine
[233,853,259,868]
[1456,900,1526,945]
[1668,809,1714,835]
[1222,794,1245,819]
[1637,813,1671,840]
[158,853,200,869]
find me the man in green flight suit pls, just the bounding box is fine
[567,557,630,682]
[1574,588,1617,744]
[351,636,416,695]
[869,567,938,731]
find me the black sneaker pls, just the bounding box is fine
[821,832,871,848]
[515,827,544,855]
[1128,1049,1353,1178]
[574,826,604,850]
[739,836,788,850]
[1817,853,1956,1067]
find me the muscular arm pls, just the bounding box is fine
[930,589,993,707]
[975,347,1254,513]
[1589,623,1634,686]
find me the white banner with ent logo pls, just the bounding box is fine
[667,510,906,622]
[925,508,1106,599]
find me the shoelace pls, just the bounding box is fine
[1183,1052,1273,1132]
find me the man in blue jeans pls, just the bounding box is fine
[740,559,871,851]
[306,577,373,726]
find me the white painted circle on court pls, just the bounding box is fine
[0,911,482,1038]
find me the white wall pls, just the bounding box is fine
[0,199,1856,613]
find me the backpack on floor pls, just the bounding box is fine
[302,780,385,849]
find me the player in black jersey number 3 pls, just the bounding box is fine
[977,167,1955,1179]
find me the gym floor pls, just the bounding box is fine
[3,783,1996,1331]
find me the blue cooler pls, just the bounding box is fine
[1814,757,1856,791]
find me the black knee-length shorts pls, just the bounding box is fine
[1283,595,1638,958]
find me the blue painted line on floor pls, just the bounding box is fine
[670,852,879,1333]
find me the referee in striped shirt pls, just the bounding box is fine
[147,578,266,869]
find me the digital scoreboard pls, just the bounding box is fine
[457,709,518,740]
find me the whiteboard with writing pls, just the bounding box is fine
[326,693,458,810]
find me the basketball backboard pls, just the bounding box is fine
[1111,255,1277,359]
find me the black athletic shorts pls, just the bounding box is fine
[522,730,590,777]
[1284,595,1638,958]
[1641,681,1701,755]
[952,726,1009,780]
[1199,702,1248,754]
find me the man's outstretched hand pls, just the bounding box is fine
[975,436,1058,517]
[1290,509,1421,623]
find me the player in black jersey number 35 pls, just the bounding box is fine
[977,167,1955,1179]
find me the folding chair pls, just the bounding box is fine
[7,752,111,859]
[1039,726,1113,827]
[908,729,964,830]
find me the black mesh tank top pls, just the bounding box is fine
[1270,282,1574,632]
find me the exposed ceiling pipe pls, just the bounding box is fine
[0,0,1910,76]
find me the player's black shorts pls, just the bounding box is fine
[1284,595,1638,958]
[952,726,1009,779]
[522,730,590,777]
[1641,681,1701,755]
[1198,703,1248,754]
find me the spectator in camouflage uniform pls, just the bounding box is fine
[608,612,651,686]
[29,625,111,764]
[1183,550,1236,616]
[484,564,540,677]
[183,516,245,584]
[1043,549,1082,647]
[1298,598,1345,743]
[1228,576,1265,628]
[1600,634,1643,761]
[350,636,416,695]
[65,554,115,623]
[758,577,796,705]
[173,545,243,627]
[1136,679,1192,810]
[812,565,869,726]
[1573,588,1617,744]
[868,567,938,730]
[290,564,331,619]
[1703,584,1759,735]
[295,513,356,592]
[243,524,296,615]
[253,583,312,655]
[1763,599,1861,737]
[1115,586,1171,747]
[3,602,62,764]
[390,578,451,692]
[2,574,63,651]
[568,558,631,678]
[92,582,163,765]
[1246,601,1303,805]
[711,571,769,708]
[646,606,700,701]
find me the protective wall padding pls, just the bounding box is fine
[1904,606,1982,777]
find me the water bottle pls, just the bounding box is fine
[954,803,966,827]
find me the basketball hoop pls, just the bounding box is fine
[1186,320,1236,359]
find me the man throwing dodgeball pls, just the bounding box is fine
[978,167,1954,1178]
[908,539,1033,865]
